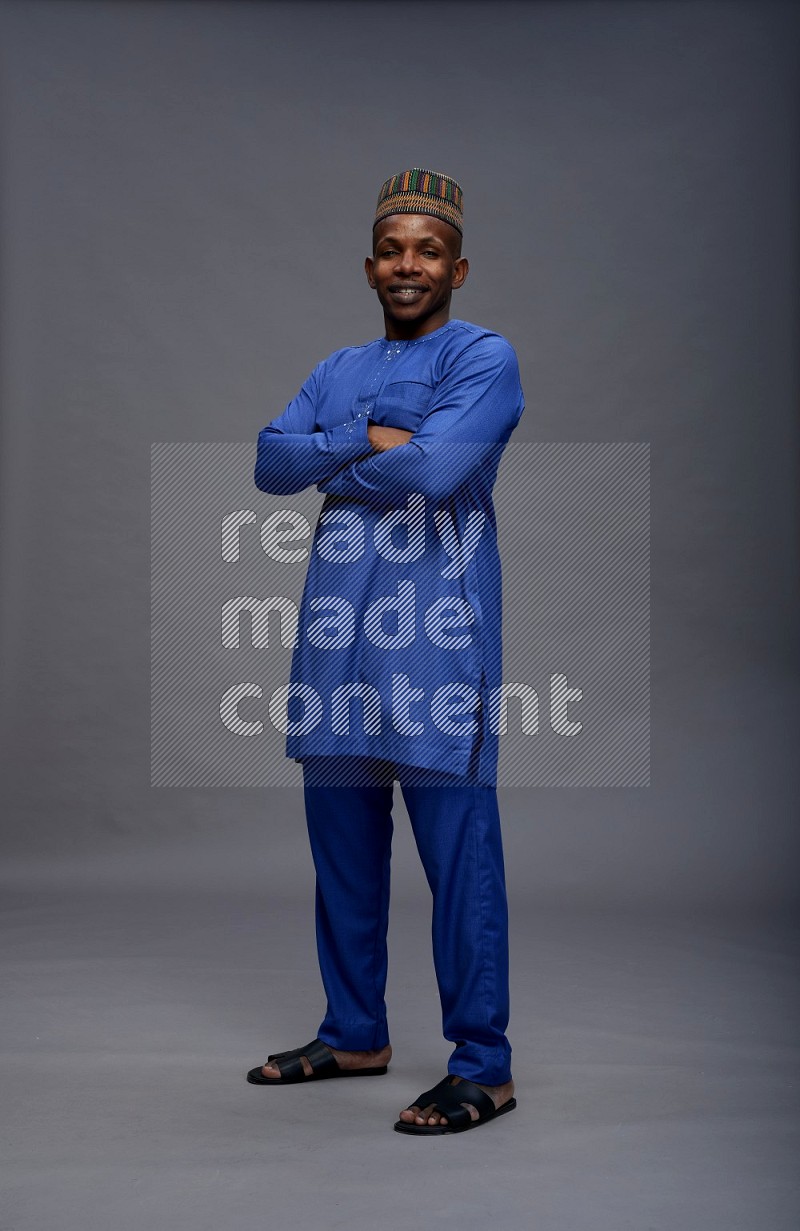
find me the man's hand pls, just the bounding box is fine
[367,423,414,453]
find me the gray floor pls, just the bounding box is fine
[3,856,798,1231]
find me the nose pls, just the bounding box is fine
[394,246,422,275]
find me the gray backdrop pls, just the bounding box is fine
[1,0,796,907]
[0,2,798,1229]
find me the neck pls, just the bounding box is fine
[383,308,451,342]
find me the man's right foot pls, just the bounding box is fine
[259,1042,392,1080]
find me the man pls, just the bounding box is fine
[249,169,524,1135]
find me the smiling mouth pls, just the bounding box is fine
[390,286,426,298]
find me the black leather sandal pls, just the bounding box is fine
[394,1074,517,1134]
[246,1037,389,1085]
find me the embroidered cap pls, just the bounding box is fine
[373,168,463,235]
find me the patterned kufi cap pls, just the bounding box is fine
[374,168,463,236]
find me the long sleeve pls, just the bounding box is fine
[254,364,373,495]
[316,336,524,509]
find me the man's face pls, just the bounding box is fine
[365,214,469,339]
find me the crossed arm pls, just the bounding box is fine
[254,336,524,507]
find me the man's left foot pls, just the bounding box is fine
[397,1075,515,1127]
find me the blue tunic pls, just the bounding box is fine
[253,318,525,786]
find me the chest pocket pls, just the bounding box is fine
[374,380,435,432]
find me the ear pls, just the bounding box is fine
[364,256,376,288]
[451,257,469,290]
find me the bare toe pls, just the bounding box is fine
[261,1052,313,1079]
[399,1101,450,1127]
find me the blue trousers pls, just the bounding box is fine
[301,754,512,1085]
